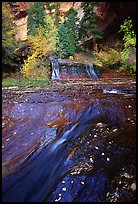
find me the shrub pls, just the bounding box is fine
[119,17,136,73]
[21,26,51,78]
[94,47,122,68]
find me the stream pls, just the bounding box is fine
[2,61,136,202]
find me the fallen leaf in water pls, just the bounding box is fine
[62,187,66,191]
[55,197,61,202]
[131,183,136,191]
[90,158,94,162]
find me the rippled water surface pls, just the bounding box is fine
[2,71,136,202]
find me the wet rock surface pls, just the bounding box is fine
[2,71,136,202]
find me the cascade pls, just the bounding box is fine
[85,63,99,79]
[50,59,102,80]
[51,59,60,80]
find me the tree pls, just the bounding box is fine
[55,7,79,58]
[44,15,57,50]
[2,2,16,49]
[119,17,136,73]
[27,2,45,36]
[23,2,58,78]
[21,26,51,78]
[64,7,79,47]
[44,2,61,27]
[54,23,75,59]
[79,2,103,50]
[2,2,17,71]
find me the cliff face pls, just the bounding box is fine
[12,2,136,41]
[13,2,83,41]
[95,2,136,37]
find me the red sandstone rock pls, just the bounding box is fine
[11,2,136,41]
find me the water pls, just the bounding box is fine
[51,59,60,80]
[2,71,136,202]
[2,102,100,202]
[86,63,98,79]
[50,59,101,80]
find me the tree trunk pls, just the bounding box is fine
[93,36,98,52]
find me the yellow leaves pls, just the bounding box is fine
[62,187,66,192]
[21,54,37,77]
[69,56,74,60]
[21,25,55,78]
[28,26,53,56]
[94,47,122,68]
[2,3,13,21]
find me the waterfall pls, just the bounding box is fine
[50,59,101,80]
[85,63,99,79]
[51,59,60,80]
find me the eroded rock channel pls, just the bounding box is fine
[2,70,136,202]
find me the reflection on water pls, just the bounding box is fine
[2,76,136,202]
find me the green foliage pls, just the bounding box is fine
[24,4,58,79]
[64,7,79,46]
[129,64,136,73]
[2,2,16,48]
[65,7,78,17]
[44,2,61,27]
[119,17,136,73]
[2,75,49,87]
[55,7,79,58]
[44,15,57,50]
[2,2,19,72]
[54,23,75,58]
[119,17,136,49]
[79,2,103,44]
[94,47,122,68]
[27,2,45,36]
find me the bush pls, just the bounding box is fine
[21,26,51,78]
[94,47,122,68]
[119,17,136,73]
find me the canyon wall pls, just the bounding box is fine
[11,2,136,41]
